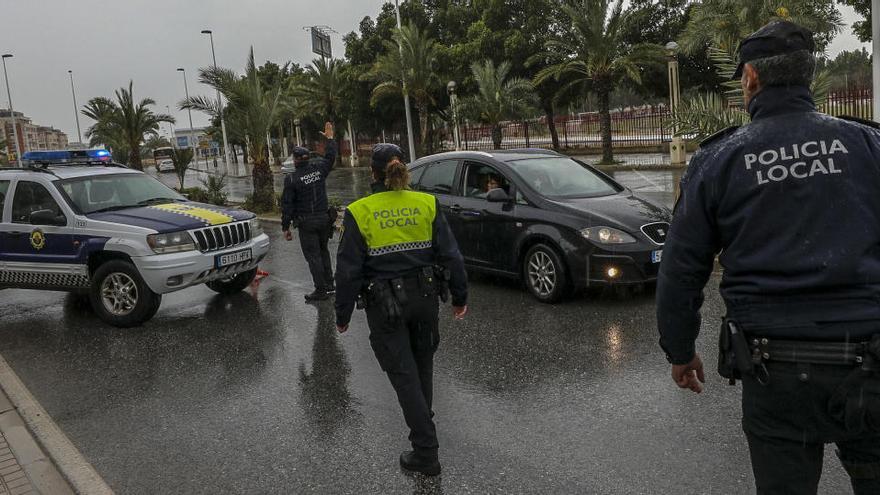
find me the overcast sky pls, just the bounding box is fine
[1,1,871,143]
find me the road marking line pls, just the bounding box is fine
[631,169,665,190]
[0,353,113,494]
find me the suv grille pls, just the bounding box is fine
[192,222,251,252]
[641,222,669,245]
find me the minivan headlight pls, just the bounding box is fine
[249,218,264,236]
[580,226,637,245]
[147,231,196,254]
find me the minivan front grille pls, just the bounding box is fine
[641,222,669,245]
[192,222,251,252]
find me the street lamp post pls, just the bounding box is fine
[201,30,232,171]
[873,0,880,122]
[393,0,418,161]
[666,41,686,166]
[166,105,176,144]
[294,119,302,147]
[447,81,461,151]
[177,68,200,169]
[68,70,83,145]
[2,54,22,167]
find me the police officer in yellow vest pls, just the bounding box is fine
[335,143,468,476]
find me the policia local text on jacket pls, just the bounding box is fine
[334,145,467,476]
[657,21,880,494]
[281,132,337,300]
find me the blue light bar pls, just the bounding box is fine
[22,149,112,164]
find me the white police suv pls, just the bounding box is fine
[0,150,270,327]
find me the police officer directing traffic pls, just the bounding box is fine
[281,122,337,302]
[334,143,468,476]
[657,21,880,494]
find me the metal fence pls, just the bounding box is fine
[820,88,873,121]
[446,104,673,152]
[345,89,876,157]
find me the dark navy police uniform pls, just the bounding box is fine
[335,144,467,475]
[282,141,337,297]
[658,21,880,494]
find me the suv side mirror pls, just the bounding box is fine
[486,188,511,203]
[30,209,66,226]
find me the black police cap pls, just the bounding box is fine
[293,146,310,160]
[733,20,816,80]
[371,143,405,170]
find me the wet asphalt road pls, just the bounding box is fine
[0,174,855,494]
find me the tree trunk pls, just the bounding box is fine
[129,142,143,170]
[543,100,560,150]
[598,89,613,164]
[492,124,503,150]
[250,142,275,213]
[418,104,429,158]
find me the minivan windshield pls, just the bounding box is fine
[509,157,621,198]
[56,173,186,214]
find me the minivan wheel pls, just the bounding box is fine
[523,244,569,303]
[89,260,162,327]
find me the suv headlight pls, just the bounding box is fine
[580,226,637,245]
[147,231,196,254]
[249,218,264,236]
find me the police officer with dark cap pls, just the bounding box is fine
[657,20,880,494]
[334,143,468,476]
[282,122,337,302]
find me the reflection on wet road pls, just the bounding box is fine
[0,197,851,494]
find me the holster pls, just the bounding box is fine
[718,319,767,385]
[365,280,404,323]
[829,335,880,433]
[433,265,451,303]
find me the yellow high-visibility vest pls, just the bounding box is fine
[347,190,437,256]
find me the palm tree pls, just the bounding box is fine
[81,83,173,169]
[368,23,440,157]
[462,60,536,149]
[170,147,194,191]
[679,1,842,55]
[535,0,664,164]
[182,47,285,212]
[289,58,348,160]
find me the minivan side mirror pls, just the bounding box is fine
[486,188,511,203]
[29,209,66,226]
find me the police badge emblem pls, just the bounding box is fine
[30,229,46,250]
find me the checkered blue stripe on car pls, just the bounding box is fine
[0,270,90,288]
[368,240,433,257]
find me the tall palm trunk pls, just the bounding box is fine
[543,100,560,150]
[250,142,275,212]
[491,124,503,150]
[129,142,143,170]
[597,88,613,164]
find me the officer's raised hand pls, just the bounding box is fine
[672,354,705,394]
[320,122,334,140]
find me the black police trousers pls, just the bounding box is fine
[365,278,440,454]
[742,361,880,494]
[298,214,333,291]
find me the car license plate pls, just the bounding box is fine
[651,250,663,264]
[216,249,252,268]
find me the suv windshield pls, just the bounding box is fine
[56,173,185,214]
[509,157,620,198]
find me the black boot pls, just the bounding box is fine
[399,450,441,476]
[325,282,336,295]
[304,289,329,302]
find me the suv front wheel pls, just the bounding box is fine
[89,260,162,327]
[523,244,569,303]
[206,268,258,295]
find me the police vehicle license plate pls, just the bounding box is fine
[216,249,252,268]
[651,250,663,264]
